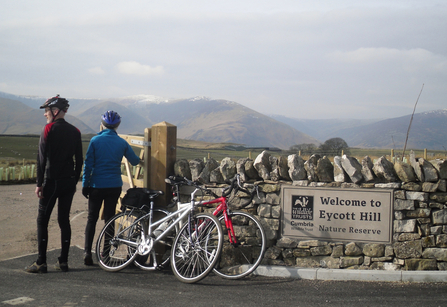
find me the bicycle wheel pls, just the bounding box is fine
[96,210,141,272]
[134,208,176,271]
[213,210,266,279]
[171,212,223,283]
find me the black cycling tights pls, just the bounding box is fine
[84,187,122,255]
[36,178,76,264]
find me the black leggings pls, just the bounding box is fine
[84,187,122,255]
[37,177,76,264]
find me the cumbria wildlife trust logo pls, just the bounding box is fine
[291,195,314,221]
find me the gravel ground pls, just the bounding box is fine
[0,182,126,262]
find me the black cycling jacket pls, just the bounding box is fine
[36,118,83,187]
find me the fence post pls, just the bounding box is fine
[424,148,427,160]
[150,122,177,206]
[143,128,151,189]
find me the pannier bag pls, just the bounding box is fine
[121,188,149,209]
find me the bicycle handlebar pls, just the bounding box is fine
[165,174,259,208]
[223,174,259,208]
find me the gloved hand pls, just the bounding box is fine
[82,187,92,199]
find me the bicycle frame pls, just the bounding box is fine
[114,187,205,253]
[203,197,239,245]
[169,178,248,247]
[173,191,238,246]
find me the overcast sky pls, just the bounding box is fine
[1,0,446,119]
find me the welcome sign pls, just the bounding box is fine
[281,186,393,243]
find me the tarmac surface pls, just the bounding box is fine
[1,246,447,307]
[4,244,446,284]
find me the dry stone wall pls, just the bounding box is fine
[173,150,447,271]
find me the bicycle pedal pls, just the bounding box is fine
[156,264,166,271]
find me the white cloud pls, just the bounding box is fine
[329,48,402,63]
[1,1,447,119]
[329,48,447,73]
[116,61,165,76]
[88,67,105,75]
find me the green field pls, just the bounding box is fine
[0,135,93,167]
[1,134,446,169]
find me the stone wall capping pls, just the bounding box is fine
[375,183,402,189]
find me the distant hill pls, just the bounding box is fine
[268,115,380,142]
[0,92,105,116]
[334,110,447,150]
[3,91,445,150]
[270,110,447,150]
[117,97,320,148]
[0,92,319,149]
[76,101,153,134]
[0,96,95,134]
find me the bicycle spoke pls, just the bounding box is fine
[213,211,266,279]
[171,213,223,283]
[134,208,174,271]
[96,211,141,272]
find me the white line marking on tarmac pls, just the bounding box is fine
[2,297,34,305]
[71,211,86,222]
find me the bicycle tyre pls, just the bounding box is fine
[171,212,223,283]
[96,210,141,272]
[134,208,176,271]
[213,210,266,279]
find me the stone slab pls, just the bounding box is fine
[315,268,402,282]
[253,265,317,280]
[401,271,447,283]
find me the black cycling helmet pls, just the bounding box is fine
[101,110,121,129]
[39,94,70,112]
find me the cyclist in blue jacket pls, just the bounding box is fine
[82,110,140,265]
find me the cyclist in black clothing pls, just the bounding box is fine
[25,95,83,273]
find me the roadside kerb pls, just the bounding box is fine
[253,265,447,283]
[254,265,317,280]
[401,271,447,283]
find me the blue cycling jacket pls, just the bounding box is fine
[82,129,140,188]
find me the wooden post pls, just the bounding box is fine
[143,128,151,188]
[150,121,177,206]
[424,148,427,160]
